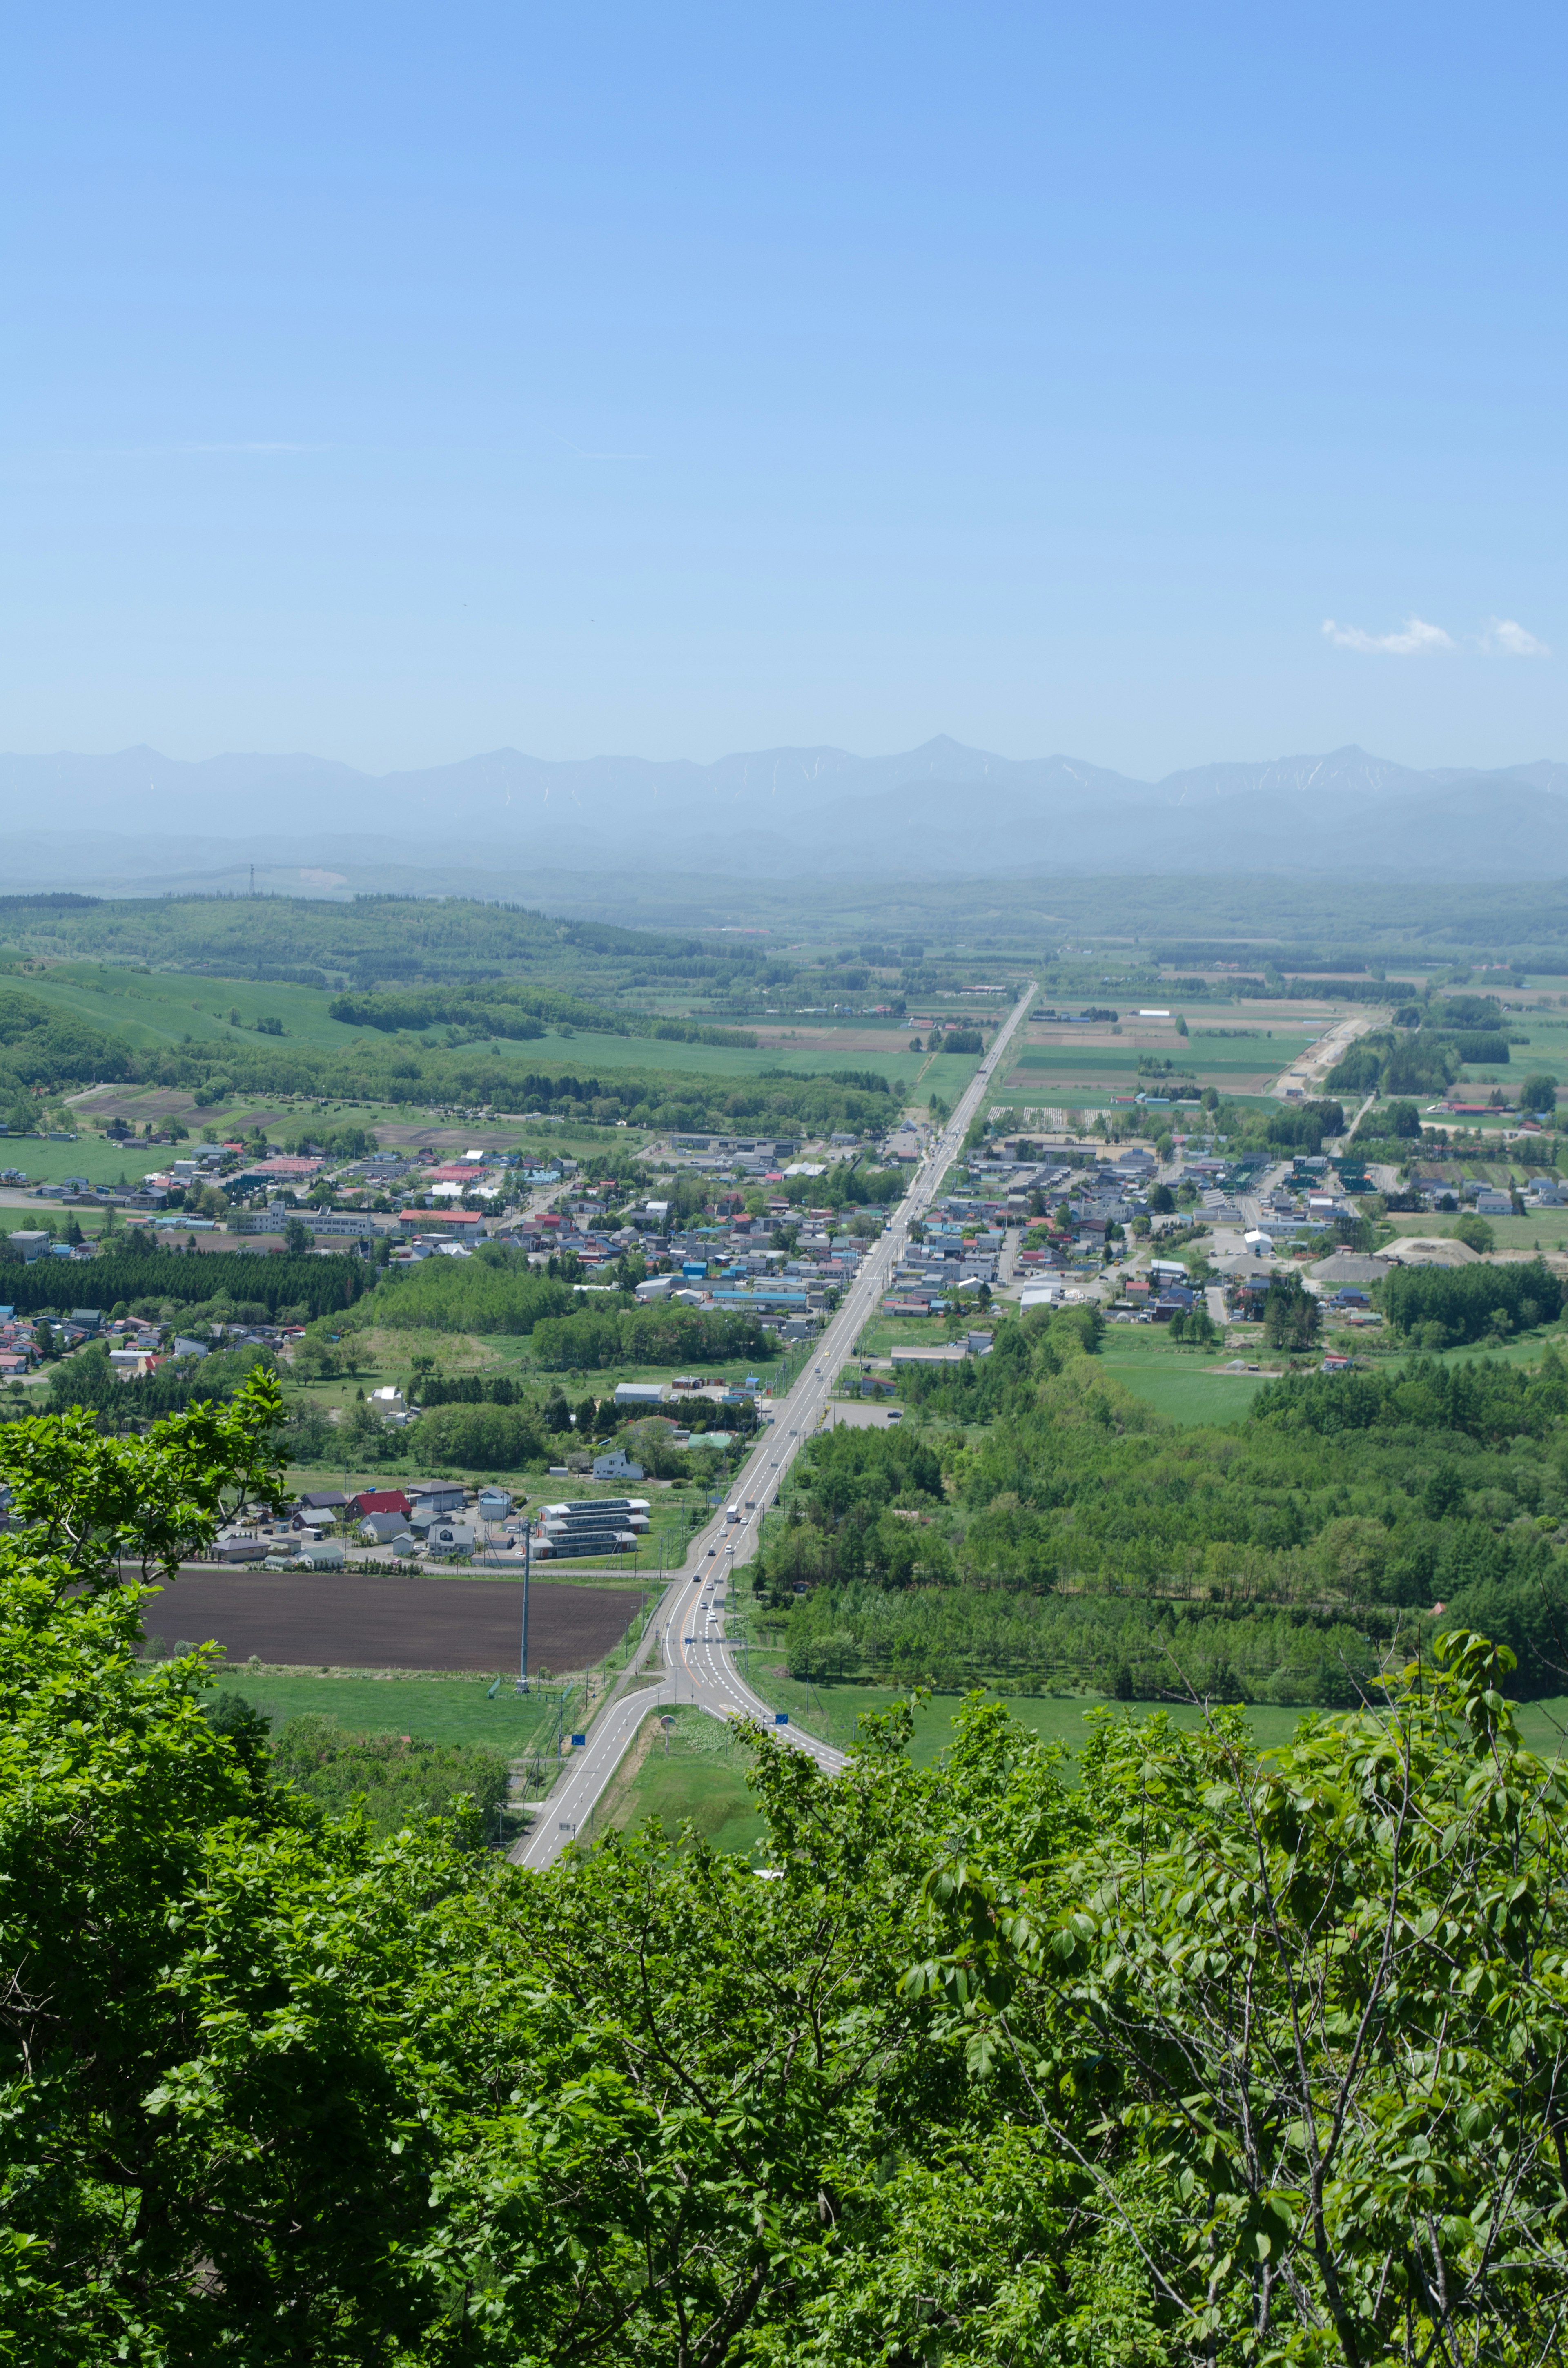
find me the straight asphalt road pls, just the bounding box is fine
[514,979,1037,1870]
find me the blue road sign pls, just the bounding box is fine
[775,1712,789,1726]
[570,1733,586,1746]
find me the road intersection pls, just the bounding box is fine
[514,979,1036,1869]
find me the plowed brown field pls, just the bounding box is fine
[142,1571,646,1673]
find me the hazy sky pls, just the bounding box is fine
[4,4,1566,776]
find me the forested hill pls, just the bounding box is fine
[0,891,784,994]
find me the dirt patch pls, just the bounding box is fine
[1022,1024,1180,1049]
[374,1123,548,1150]
[70,1086,298,1129]
[71,1086,207,1122]
[143,1572,647,1673]
[746,1027,922,1052]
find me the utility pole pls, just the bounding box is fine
[517,1523,531,1692]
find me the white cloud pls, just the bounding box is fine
[1321,615,1454,655]
[1482,616,1550,657]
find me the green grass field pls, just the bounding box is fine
[1005,1037,1316,1095]
[196,1669,569,1755]
[599,1704,768,1855]
[1095,1320,1568,1421]
[1461,1006,1568,1088]
[853,1314,952,1354]
[197,1663,1568,1860]
[0,1133,198,1189]
[1100,1348,1272,1424]
[19,962,368,1053]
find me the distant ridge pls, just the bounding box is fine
[0,738,1565,890]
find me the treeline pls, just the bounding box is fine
[1327,991,1540,1097]
[0,988,137,1102]
[42,1342,276,1428]
[1137,1097,1346,1157]
[327,981,758,1049]
[0,890,788,997]
[753,1320,1568,1696]
[529,1304,777,1372]
[0,1249,369,1321]
[408,1371,530,1405]
[1251,1351,1568,1439]
[359,1257,577,1336]
[350,1252,778,1369]
[1377,1256,1562,1346]
[780,1582,1381,1704]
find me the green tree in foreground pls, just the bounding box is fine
[7,1372,1568,2359]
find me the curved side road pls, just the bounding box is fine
[514,979,1036,1869]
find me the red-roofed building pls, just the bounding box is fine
[349,1489,413,1518]
[397,1207,486,1231]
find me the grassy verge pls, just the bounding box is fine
[597,1704,768,1857]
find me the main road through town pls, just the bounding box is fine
[514,979,1037,1869]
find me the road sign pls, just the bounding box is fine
[570,1733,586,1746]
[775,1712,789,1726]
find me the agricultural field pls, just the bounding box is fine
[11,961,367,1055]
[145,1569,646,1672]
[1005,1007,1325,1101]
[18,958,977,1104]
[1450,999,1568,1089]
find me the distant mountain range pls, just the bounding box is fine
[2,737,1566,894]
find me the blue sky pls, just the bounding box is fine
[3,3,1565,776]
